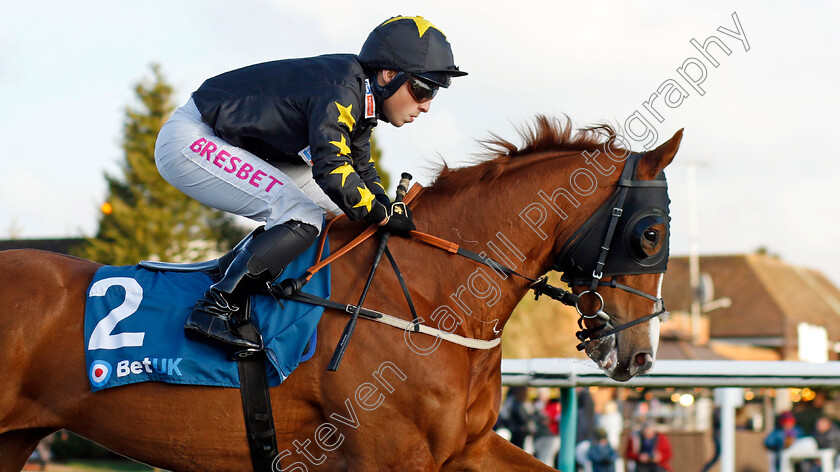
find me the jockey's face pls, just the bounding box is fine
[378,70,431,127]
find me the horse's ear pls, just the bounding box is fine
[637,129,684,179]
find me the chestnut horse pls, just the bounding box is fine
[0,117,682,471]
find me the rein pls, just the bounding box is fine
[275,183,577,350]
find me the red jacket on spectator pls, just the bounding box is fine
[625,428,673,472]
[543,399,561,435]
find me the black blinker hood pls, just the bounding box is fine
[555,152,671,282]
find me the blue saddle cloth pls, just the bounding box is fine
[83,241,329,392]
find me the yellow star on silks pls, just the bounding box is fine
[335,102,355,132]
[353,186,376,212]
[329,135,352,156]
[330,163,355,187]
[382,16,443,38]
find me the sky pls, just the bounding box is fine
[2,1,839,285]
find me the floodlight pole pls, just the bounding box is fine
[688,162,701,344]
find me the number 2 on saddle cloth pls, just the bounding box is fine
[82,233,329,393]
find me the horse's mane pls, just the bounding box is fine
[328,115,626,237]
[429,115,626,194]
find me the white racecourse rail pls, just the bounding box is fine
[501,358,840,388]
[500,359,840,472]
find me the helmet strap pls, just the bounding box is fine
[369,71,408,122]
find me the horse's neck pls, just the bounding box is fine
[415,153,619,339]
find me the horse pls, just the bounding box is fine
[0,116,682,471]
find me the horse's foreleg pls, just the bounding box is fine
[444,431,559,472]
[0,428,54,472]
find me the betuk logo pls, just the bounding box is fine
[89,360,113,388]
[115,357,183,378]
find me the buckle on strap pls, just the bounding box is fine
[611,207,623,217]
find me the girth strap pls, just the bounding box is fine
[235,311,279,472]
[237,354,277,472]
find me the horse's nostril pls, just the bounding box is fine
[634,352,653,370]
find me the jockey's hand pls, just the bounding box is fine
[382,202,415,235]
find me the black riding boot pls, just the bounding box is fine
[184,220,319,351]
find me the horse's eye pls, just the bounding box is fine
[637,224,664,257]
[628,215,667,262]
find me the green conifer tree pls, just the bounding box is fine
[77,65,245,265]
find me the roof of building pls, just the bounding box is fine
[663,254,840,346]
[656,337,729,360]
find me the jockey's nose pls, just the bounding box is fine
[419,100,431,113]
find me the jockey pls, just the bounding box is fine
[154,15,467,353]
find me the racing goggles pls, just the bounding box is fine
[406,74,439,102]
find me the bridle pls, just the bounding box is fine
[553,152,671,351]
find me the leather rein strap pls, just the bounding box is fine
[289,180,665,352]
[301,183,426,282]
[278,184,578,350]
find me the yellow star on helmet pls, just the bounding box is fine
[382,16,443,38]
[330,163,355,187]
[335,102,355,132]
[329,135,352,156]
[353,186,375,212]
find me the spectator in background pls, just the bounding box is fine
[794,392,826,436]
[533,388,561,466]
[625,421,673,472]
[577,387,596,444]
[813,416,840,472]
[597,400,623,452]
[700,407,722,472]
[503,387,537,450]
[598,400,624,472]
[588,427,618,472]
[496,389,514,441]
[765,411,804,472]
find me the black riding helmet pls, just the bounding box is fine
[359,16,467,103]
